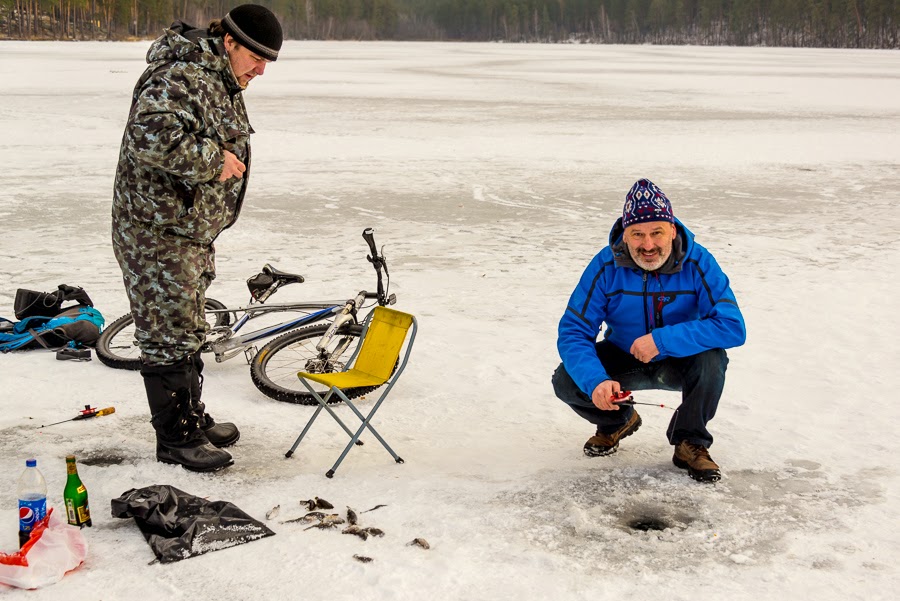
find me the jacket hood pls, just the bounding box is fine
[146,21,240,91]
[609,216,694,274]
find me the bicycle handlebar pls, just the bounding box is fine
[362,228,388,304]
[362,228,378,258]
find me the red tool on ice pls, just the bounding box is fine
[38,405,116,429]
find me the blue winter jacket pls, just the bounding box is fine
[558,217,746,397]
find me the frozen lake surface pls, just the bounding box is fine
[0,41,898,599]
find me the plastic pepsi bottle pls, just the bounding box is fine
[18,458,48,547]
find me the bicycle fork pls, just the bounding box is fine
[307,293,366,371]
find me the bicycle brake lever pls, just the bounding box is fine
[380,248,389,275]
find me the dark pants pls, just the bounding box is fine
[552,341,728,448]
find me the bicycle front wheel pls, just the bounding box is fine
[96,298,230,370]
[251,323,382,405]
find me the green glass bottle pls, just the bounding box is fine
[63,455,92,527]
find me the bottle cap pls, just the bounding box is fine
[66,455,76,461]
[26,458,36,467]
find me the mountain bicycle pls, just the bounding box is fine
[96,229,396,405]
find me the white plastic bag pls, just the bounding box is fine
[0,509,88,589]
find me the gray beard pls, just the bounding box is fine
[630,247,669,271]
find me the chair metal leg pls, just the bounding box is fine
[285,403,324,458]
[300,380,365,442]
[317,395,366,445]
[342,395,402,460]
[325,389,404,478]
[286,385,362,458]
[291,381,407,477]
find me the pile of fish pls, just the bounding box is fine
[265,497,430,562]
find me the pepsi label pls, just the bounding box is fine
[19,497,47,534]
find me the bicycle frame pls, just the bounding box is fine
[205,301,346,362]
[95,229,395,392]
[205,228,393,363]
[206,287,386,364]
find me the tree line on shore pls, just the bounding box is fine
[1,0,897,48]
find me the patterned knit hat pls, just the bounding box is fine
[222,4,283,61]
[622,179,674,228]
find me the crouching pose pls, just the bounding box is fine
[111,5,282,471]
[552,179,746,482]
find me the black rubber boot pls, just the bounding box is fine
[142,359,233,472]
[190,352,240,448]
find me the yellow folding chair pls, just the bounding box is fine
[284,306,418,478]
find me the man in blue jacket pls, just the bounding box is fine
[552,179,746,482]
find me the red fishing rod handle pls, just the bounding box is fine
[78,405,98,417]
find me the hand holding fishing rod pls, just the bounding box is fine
[611,390,676,411]
[39,405,116,428]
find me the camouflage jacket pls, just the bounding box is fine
[113,22,252,246]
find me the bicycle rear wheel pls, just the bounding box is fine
[95,298,230,370]
[251,323,383,405]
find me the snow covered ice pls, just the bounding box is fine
[1,41,899,599]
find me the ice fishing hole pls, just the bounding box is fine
[80,453,129,467]
[627,517,671,532]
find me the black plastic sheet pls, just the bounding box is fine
[111,485,274,564]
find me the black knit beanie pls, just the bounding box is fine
[222,4,283,61]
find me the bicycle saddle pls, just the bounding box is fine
[262,264,305,285]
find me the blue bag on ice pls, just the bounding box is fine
[0,306,104,352]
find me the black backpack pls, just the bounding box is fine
[0,285,104,353]
[13,284,94,320]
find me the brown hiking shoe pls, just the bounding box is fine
[583,411,642,457]
[672,441,721,482]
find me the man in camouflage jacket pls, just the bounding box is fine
[111,5,282,472]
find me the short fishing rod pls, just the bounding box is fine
[39,405,116,428]
[611,390,676,410]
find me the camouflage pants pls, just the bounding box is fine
[112,213,215,366]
